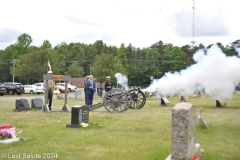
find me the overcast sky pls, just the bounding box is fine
[0,0,239,50]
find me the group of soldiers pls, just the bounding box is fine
[43,70,113,110]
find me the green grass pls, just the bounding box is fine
[0,93,240,160]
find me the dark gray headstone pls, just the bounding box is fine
[13,99,31,112]
[216,100,222,107]
[31,98,43,109]
[66,105,90,128]
[161,97,169,106]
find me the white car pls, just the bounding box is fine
[24,85,41,94]
[56,83,77,92]
[32,83,45,94]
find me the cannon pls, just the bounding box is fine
[89,88,146,113]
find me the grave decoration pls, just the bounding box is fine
[0,124,28,144]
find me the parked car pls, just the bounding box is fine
[0,83,7,96]
[24,85,42,94]
[3,82,25,95]
[32,83,45,94]
[56,83,77,92]
[57,85,68,93]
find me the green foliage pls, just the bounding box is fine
[68,44,85,60]
[91,53,125,84]
[116,43,129,74]
[14,49,65,82]
[162,44,187,73]
[1,32,240,86]
[65,61,84,77]
[56,42,69,56]
[40,40,52,50]
[15,33,33,56]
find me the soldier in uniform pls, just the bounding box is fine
[43,70,56,111]
[84,76,90,105]
[104,76,112,92]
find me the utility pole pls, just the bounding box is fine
[89,64,91,75]
[190,0,196,48]
[12,59,16,83]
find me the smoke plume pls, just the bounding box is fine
[143,45,240,100]
[115,73,129,90]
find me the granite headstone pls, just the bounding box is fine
[13,99,31,112]
[166,102,200,160]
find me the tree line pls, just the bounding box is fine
[0,33,239,88]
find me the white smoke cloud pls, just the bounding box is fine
[143,45,240,100]
[115,73,129,90]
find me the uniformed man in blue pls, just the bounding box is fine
[85,75,97,106]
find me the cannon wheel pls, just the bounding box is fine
[103,88,132,113]
[129,88,146,109]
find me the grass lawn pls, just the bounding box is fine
[0,92,240,160]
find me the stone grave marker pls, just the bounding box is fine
[216,100,222,107]
[31,98,43,109]
[161,97,169,106]
[74,90,82,100]
[13,99,31,112]
[66,105,90,128]
[166,102,200,160]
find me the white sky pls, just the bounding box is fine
[0,0,239,50]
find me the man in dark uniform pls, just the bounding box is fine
[84,76,90,105]
[104,76,112,92]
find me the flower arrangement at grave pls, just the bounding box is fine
[0,124,28,144]
[80,123,88,128]
[188,154,199,160]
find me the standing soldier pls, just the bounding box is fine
[84,76,90,105]
[104,76,112,92]
[43,70,55,111]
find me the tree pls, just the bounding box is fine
[143,48,163,82]
[15,33,33,56]
[40,40,52,50]
[65,61,84,77]
[57,42,69,57]
[162,44,187,73]
[91,53,125,87]
[116,43,129,74]
[68,44,85,60]
[14,49,65,83]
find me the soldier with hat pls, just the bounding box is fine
[43,70,56,111]
[104,76,112,92]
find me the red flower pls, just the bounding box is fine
[189,155,198,160]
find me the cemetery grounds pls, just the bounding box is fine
[0,91,240,160]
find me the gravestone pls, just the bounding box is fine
[74,90,82,100]
[216,100,222,107]
[31,98,43,109]
[161,97,169,106]
[166,103,200,160]
[180,96,187,102]
[66,105,90,128]
[13,99,31,112]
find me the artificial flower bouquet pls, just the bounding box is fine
[0,124,25,144]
